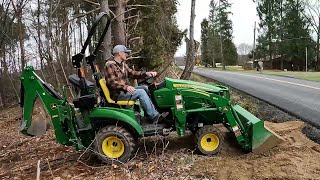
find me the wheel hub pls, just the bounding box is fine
[102,136,125,159]
[200,134,219,152]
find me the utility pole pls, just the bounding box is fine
[306,46,308,72]
[268,0,273,69]
[280,0,284,70]
[317,16,320,71]
[253,21,256,62]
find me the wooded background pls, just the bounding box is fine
[1,0,319,107]
[200,0,319,71]
[0,0,183,107]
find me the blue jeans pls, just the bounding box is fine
[117,86,158,119]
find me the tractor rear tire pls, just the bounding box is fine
[190,128,198,135]
[94,125,136,164]
[195,125,223,155]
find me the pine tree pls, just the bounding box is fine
[201,18,210,65]
[255,0,315,70]
[207,0,219,67]
[205,0,237,67]
[128,0,183,70]
[256,0,279,68]
[282,0,315,70]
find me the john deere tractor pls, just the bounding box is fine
[19,13,282,164]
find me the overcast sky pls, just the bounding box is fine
[175,0,260,56]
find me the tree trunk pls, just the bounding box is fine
[17,11,25,69]
[113,0,126,45]
[99,0,112,67]
[0,93,3,108]
[218,0,225,70]
[219,30,225,70]
[211,31,216,68]
[37,0,47,81]
[0,48,7,107]
[212,54,216,68]
[10,0,26,70]
[180,0,196,80]
[62,7,68,68]
[46,0,60,88]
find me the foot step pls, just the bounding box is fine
[142,124,168,136]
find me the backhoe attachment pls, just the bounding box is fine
[20,67,83,149]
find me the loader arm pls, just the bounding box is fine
[175,88,282,152]
[20,66,82,148]
[172,89,248,146]
[158,78,283,153]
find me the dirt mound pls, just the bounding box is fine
[1,106,320,179]
[191,121,320,179]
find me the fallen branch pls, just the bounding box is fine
[36,160,40,180]
[46,158,54,179]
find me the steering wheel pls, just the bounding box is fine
[138,76,156,86]
[138,66,169,86]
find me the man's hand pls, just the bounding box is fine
[146,71,157,77]
[126,86,136,94]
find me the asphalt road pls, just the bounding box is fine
[191,67,320,128]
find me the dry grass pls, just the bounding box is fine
[204,65,320,82]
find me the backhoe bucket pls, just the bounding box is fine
[26,98,51,136]
[232,105,284,153]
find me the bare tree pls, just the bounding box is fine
[180,0,196,80]
[238,43,253,55]
[10,0,29,69]
[45,0,61,88]
[304,0,319,70]
[99,0,112,67]
[113,0,126,45]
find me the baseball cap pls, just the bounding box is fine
[112,45,132,55]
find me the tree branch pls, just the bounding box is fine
[60,8,100,28]
[83,0,100,6]
[124,14,139,20]
[127,56,145,60]
[111,8,137,21]
[127,4,157,7]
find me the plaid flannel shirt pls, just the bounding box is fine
[105,60,147,100]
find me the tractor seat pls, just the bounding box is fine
[99,79,135,106]
[68,74,95,88]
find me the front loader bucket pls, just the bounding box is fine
[232,105,284,153]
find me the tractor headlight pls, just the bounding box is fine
[175,95,183,110]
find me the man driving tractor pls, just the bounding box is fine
[105,45,169,123]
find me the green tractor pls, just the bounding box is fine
[19,13,282,164]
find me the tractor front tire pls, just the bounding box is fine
[195,125,223,155]
[94,125,136,164]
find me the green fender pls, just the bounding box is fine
[89,107,143,135]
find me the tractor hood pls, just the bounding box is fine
[165,78,228,93]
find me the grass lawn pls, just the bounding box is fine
[203,65,320,82]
